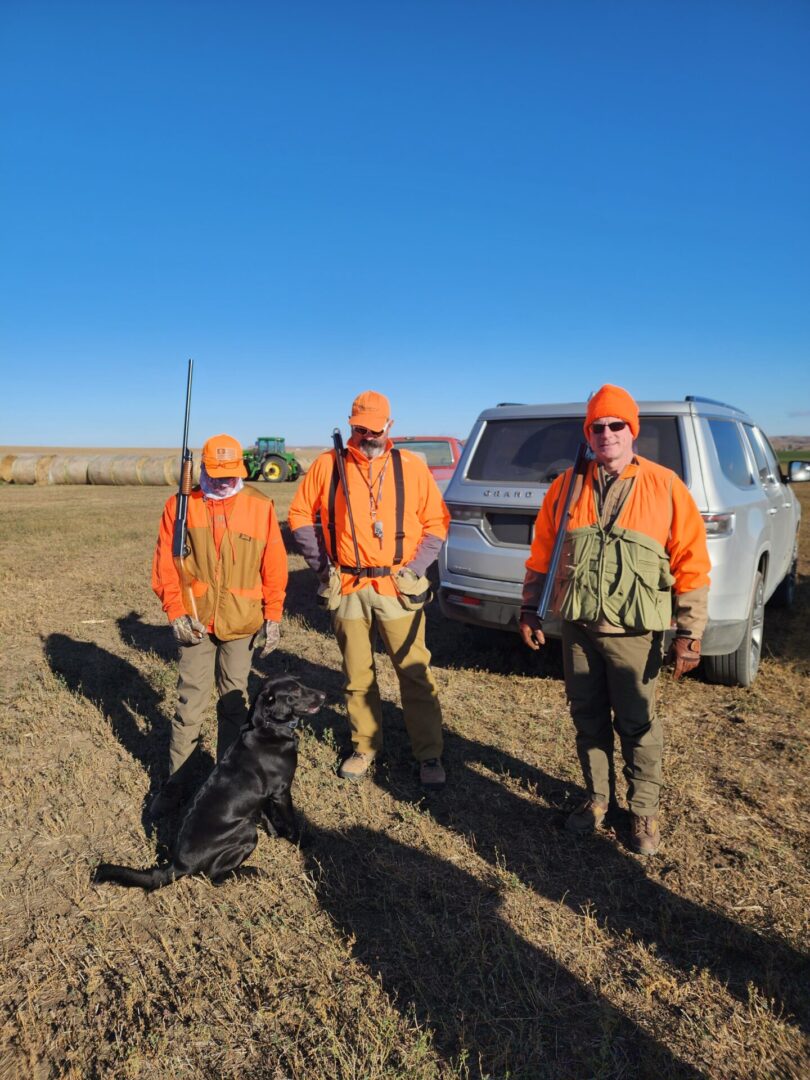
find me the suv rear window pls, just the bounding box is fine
[467,416,684,482]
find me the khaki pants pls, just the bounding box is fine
[332,588,443,761]
[561,622,664,814]
[169,633,254,776]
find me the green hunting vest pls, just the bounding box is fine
[554,524,675,631]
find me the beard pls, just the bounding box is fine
[356,435,388,459]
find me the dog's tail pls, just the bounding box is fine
[92,862,180,891]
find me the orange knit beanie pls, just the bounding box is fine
[584,384,640,438]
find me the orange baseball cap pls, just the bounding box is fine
[201,433,248,478]
[584,384,640,438]
[349,390,391,430]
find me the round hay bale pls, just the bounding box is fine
[111,456,145,485]
[163,456,202,486]
[88,455,129,485]
[62,455,93,484]
[35,455,57,484]
[10,455,40,484]
[0,454,16,483]
[138,457,172,485]
[47,456,70,484]
[48,455,94,484]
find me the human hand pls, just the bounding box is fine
[395,568,431,609]
[171,615,206,645]
[261,617,282,656]
[667,636,701,679]
[518,610,545,651]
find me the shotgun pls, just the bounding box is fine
[536,441,590,620]
[172,358,202,636]
[332,428,362,573]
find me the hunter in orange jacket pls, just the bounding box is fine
[519,385,711,855]
[148,434,288,819]
[289,391,449,789]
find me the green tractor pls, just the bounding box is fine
[243,437,302,483]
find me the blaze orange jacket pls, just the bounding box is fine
[152,486,288,640]
[288,441,449,596]
[527,455,711,595]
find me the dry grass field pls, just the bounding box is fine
[1,481,808,1079]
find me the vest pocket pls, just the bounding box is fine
[612,548,672,631]
[224,587,263,637]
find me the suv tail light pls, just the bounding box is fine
[446,503,484,524]
[702,512,735,537]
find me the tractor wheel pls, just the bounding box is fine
[261,455,290,483]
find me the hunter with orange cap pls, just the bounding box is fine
[149,433,288,816]
[288,391,450,788]
[519,385,710,855]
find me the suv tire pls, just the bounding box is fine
[704,570,765,688]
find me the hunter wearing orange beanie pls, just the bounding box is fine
[520,384,711,856]
[584,384,640,439]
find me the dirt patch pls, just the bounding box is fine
[1,483,808,1078]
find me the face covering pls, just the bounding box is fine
[200,465,244,500]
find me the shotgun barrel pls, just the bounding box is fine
[171,359,201,632]
[536,441,589,620]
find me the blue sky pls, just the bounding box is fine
[2,0,808,447]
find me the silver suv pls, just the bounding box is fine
[438,396,808,687]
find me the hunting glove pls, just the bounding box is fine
[518,609,545,651]
[256,620,281,658]
[171,615,206,645]
[667,636,701,679]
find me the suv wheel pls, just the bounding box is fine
[704,570,765,688]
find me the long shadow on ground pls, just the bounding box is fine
[379,730,810,1038]
[302,822,702,1079]
[43,633,212,848]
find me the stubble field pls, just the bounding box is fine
[0,481,808,1079]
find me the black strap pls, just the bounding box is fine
[327,454,340,561]
[339,565,392,578]
[329,448,405,570]
[391,448,405,565]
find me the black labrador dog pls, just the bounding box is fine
[93,675,325,890]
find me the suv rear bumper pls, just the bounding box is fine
[438,585,746,655]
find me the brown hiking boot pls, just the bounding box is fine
[630,814,661,856]
[338,751,375,782]
[565,796,608,834]
[419,757,446,789]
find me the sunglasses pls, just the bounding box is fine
[352,425,386,438]
[590,421,628,434]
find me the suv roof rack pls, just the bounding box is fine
[685,395,738,409]
[496,402,524,407]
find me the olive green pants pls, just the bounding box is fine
[169,633,255,776]
[561,622,664,814]
[332,587,444,761]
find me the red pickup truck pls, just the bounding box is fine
[391,436,464,491]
